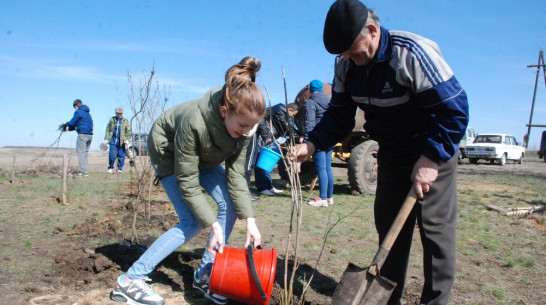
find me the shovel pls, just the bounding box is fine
[124,142,136,167]
[332,186,418,305]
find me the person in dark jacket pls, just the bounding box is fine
[255,103,300,196]
[291,1,469,304]
[244,119,270,201]
[64,99,93,176]
[304,80,334,207]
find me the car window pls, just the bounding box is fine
[476,135,502,143]
[475,136,486,143]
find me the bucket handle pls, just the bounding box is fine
[247,242,267,301]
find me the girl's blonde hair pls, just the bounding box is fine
[221,57,266,117]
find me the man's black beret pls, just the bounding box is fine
[323,0,368,54]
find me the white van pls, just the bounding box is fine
[458,127,476,163]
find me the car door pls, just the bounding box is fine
[510,136,522,160]
[505,136,516,160]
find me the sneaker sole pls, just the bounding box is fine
[204,292,228,305]
[192,283,207,296]
[308,203,328,207]
[193,284,228,305]
[110,290,164,305]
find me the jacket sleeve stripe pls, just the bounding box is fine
[392,36,442,86]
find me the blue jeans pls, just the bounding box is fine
[108,143,126,170]
[125,165,237,279]
[313,149,334,199]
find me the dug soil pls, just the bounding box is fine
[0,147,544,305]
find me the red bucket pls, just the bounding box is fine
[209,244,277,305]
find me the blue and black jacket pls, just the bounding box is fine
[309,27,469,165]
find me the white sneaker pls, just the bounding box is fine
[327,197,334,205]
[107,169,113,174]
[111,275,165,305]
[117,169,123,173]
[270,187,283,194]
[260,189,275,196]
[308,198,328,207]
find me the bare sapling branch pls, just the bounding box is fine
[123,63,170,244]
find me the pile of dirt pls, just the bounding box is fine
[42,200,189,293]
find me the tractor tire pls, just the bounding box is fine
[348,140,378,195]
[278,160,317,186]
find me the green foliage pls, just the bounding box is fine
[486,285,505,301]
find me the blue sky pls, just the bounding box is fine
[1,0,545,151]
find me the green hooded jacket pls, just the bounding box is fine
[148,87,254,228]
[104,117,131,142]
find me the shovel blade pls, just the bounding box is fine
[359,273,396,305]
[333,263,396,305]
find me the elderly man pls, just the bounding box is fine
[292,1,469,304]
[104,107,131,173]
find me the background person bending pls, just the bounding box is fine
[304,79,334,207]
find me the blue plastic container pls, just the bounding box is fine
[256,147,282,172]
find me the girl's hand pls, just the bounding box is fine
[207,221,225,255]
[244,217,261,248]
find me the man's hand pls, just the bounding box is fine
[411,155,438,199]
[206,221,224,255]
[290,142,316,163]
[289,142,316,173]
[244,217,261,248]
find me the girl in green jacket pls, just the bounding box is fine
[111,57,266,305]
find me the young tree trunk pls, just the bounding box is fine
[62,154,69,205]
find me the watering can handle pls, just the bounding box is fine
[247,242,267,301]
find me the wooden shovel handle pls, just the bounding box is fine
[381,187,418,251]
[369,186,418,273]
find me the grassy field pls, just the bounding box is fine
[0,159,545,305]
